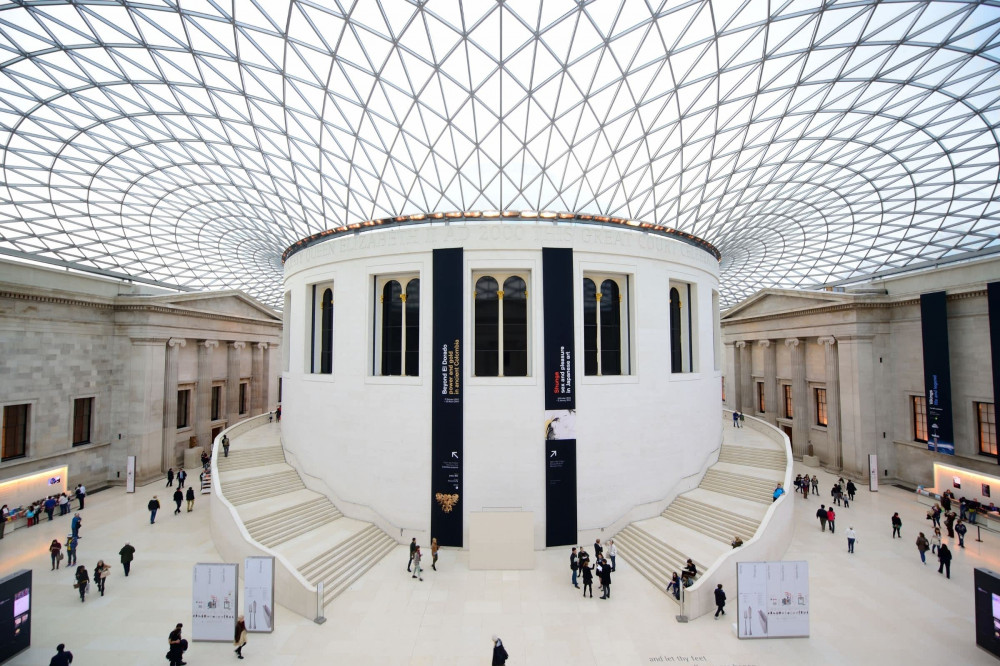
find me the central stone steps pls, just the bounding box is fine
[661,495,761,544]
[700,468,776,504]
[717,445,785,470]
[222,468,305,505]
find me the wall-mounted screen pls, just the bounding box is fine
[975,568,1000,658]
[0,569,32,662]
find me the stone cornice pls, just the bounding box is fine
[0,289,281,327]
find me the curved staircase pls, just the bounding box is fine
[217,430,397,607]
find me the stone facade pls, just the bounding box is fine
[0,259,281,491]
[722,256,1000,487]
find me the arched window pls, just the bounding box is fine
[474,273,530,377]
[670,287,682,373]
[375,275,420,376]
[319,287,333,374]
[583,274,630,376]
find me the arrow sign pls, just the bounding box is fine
[451,452,458,459]
[550,450,557,457]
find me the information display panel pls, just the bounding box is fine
[192,563,238,642]
[736,561,809,639]
[243,556,274,633]
[0,569,31,663]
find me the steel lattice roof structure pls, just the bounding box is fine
[1,0,999,307]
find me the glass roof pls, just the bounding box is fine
[1,0,998,307]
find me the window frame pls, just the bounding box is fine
[582,272,632,377]
[71,396,95,446]
[815,387,828,427]
[307,281,334,375]
[1,403,30,461]
[239,381,248,415]
[977,401,996,457]
[912,395,928,443]
[176,388,192,430]
[783,384,793,419]
[210,384,223,422]
[669,280,697,373]
[472,271,531,378]
[372,273,421,377]
[757,381,766,414]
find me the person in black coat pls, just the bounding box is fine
[173,488,183,515]
[714,584,727,618]
[119,543,135,576]
[491,635,508,665]
[599,559,612,599]
[74,566,88,602]
[580,560,594,598]
[167,623,187,666]
[684,559,697,579]
[185,486,195,512]
[49,643,73,666]
[177,468,187,489]
[891,512,902,538]
[148,496,160,524]
[938,543,953,578]
[166,468,174,487]
[846,479,857,501]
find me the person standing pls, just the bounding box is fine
[0,504,7,539]
[916,532,930,564]
[714,584,726,618]
[594,538,603,559]
[148,496,160,524]
[581,558,594,598]
[931,527,942,554]
[234,615,247,659]
[430,537,439,571]
[891,512,902,538]
[173,488,183,515]
[732,411,739,427]
[119,542,135,576]
[167,623,186,666]
[177,468,187,490]
[407,537,417,572]
[49,539,63,570]
[186,486,195,512]
[945,510,957,537]
[73,484,85,510]
[491,635,508,666]
[66,535,78,567]
[166,468,174,487]
[772,483,785,502]
[570,547,579,588]
[58,493,69,516]
[846,526,857,553]
[71,513,81,539]
[599,559,612,599]
[49,643,73,665]
[811,475,819,495]
[93,560,110,596]
[817,505,828,532]
[411,545,423,581]
[222,435,230,457]
[608,539,617,572]
[45,496,56,521]
[938,542,953,579]
[827,507,836,534]
[738,411,745,427]
[931,504,942,528]
[276,405,282,422]
[846,479,857,501]
[74,565,88,602]
[956,519,967,548]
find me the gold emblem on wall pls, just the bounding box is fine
[435,493,459,513]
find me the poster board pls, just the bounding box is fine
[0,570,31,663]
[736,561,809,639]
[243,556,274,633]
[126,456,136,493]
[192,563,238,642]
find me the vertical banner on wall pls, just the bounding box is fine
[243,557,274,633]
[542,247,578,547]
[191,563,238,642]
[988,282,1000,465]
[431,248,463,547]
[126,456,136,493]
[920,291,955,454]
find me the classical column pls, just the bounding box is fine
[251,342,267,416]
[819,336,842,470]
[196,340,219,451]
[738,340,753,415]
[723,342,736,410]
[162,338,186,471]
[760,339,777,425]
[261,343,272,411]
[733,341,746,412]
[836,335,877,477]
[226,342,245,426]
[785,338,808,458]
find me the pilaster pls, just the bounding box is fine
[819,336,842,471]
[227,341,245,426]
[125,337,168,482]
[760,339,777,426]
[836,335,877,477]
[785,337,808,457]
[196,340,219,450]
[162,337,186,471]
[251,342,267,415]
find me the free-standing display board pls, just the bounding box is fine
[736,561,810,639]
[192,563,238,642]
[243,557,274,633]
[0,569,31,663]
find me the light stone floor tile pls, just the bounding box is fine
[2,457,999,665]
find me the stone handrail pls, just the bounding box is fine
[676,409,794,620]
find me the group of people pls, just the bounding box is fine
[60,542,134,603]
[665,558,699,600]
[570,539,616,599]
[731,411,746,427]
[3,484,87,535]
[406,537,439,581]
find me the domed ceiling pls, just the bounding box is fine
[1,0,998,306]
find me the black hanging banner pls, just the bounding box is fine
[920,291,954,454]
[989,282,1000,464]
[431,248,464,546]
[542,247,578,546]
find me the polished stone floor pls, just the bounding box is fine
[1,458,997,665]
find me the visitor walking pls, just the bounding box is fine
[938,542,953,579]
[73,565,88,602]
[167,623,187,666]
[49,539,63,570]
[222,434,230,457]
[431,537,439,571]
[166,468,174,487]
[846,526,857,553]
[186,486,195,512]
[234,615,247,659]
[491,635,508,665]
[846,479,857,501]
[811,475,820,495]
[49,644,73,666]
[407,537,417,572]
[956,519,967,548]
[714,583,726,618]
[93,560,110,596]
[891,512,902,538]
[581,558,594,597]
[827,507,836,534]
[733,411,739,427]
[916,532,930,563]
[411,545,423,581]
[148,496,160,524]
[931,527,942,554]
[173,488,183,515]
[177,468,187,490]
[817,504,828,531]
[71,513,81,539]
[119,542,135,576]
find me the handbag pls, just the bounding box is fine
[58,551,64,561]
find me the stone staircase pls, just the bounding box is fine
[613,424,787,604]
[217,440,398,607]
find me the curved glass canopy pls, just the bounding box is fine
[0,0,998,307]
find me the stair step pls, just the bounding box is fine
[244,497,333,530]
[669,496,761,530]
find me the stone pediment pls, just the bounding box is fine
[722,289,857,320]
[130,291,280,321]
